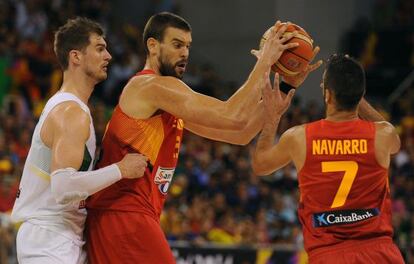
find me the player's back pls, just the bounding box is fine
[298,119,393,256]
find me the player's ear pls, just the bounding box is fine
[325,88,332,104]
[68,50,82,66]
[147,37,159,56]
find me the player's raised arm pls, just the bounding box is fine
[223,21,299,117]
[125,75,247,130]
[252,73,295,175]
[185,46,322,145]
[358,97,387,122]
[185,101,265,145]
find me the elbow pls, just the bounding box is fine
[230,138,248,146]
[50,184,65,205]
[235,134,255,146]
[229,131,251,145]
[51,179,70,205]
[251,156,267,176]
[50,169,88,204]
[252,164,266,176]
[50,170,69,204]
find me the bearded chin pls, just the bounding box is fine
[158,56,182,79]
[85,65,106,83]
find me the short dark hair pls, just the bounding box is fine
[54,17,104,70]
[324,54,366,111]
[143,12,191,55]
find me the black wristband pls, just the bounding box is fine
[280,82,296,94]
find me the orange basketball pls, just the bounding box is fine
[260,23,313,76]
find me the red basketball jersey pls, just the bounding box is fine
[298,119,393,254]
[86,70,184,219]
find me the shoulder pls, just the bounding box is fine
[49,101,90,135]
[51,101,89,120]
[124,75,190,105]
[128,75,185,91]
[278,124,305,149]
[281,124,305,139]
[374,121,400,154]
[374,121,396,135]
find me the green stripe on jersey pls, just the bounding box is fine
[79,147,92,171]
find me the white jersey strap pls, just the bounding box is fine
[41,92,91,118]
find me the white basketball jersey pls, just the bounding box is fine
[11,92,96,242]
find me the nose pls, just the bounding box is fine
[105,49,112,61]
[181,47,189,59]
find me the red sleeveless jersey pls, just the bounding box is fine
[298,119,393,254]
[86,70,184,219]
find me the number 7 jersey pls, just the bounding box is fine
[298,119,393,254]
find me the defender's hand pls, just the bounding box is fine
[117,154,148,179]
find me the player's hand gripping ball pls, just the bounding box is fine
[260,23,313,76]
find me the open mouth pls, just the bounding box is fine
[176,62,187,71]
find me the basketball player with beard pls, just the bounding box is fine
[85,12,321,263]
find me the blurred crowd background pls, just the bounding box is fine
[0,0,413,263]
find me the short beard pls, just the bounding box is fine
[158,53,183,79]
[85,65,106,83]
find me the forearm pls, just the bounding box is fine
[51,164,122,204]
[186,103,265,145]
[358,98,386,122]
[237,105,266,144]
[252,116,281,174]
[255,117,280,154]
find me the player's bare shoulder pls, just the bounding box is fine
[374,121,396,134]
[50,101,90,127]
[122,74,185,99]
[281,124,306,169]
[123,74,157,94]
[145,75,187,93]
[374,121,400,154]
[42,101,90,147]
[282,124,306,142]
[374,121,398,141]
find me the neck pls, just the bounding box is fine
[143,56,161,75]
[59,70,96,104]
[325,105,358,122]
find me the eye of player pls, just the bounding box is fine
[96,44,106,52]
[172,41,183,49]
[172,39,190,50]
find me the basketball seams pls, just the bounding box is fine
[274,62,299,75]
[260,22,313,76]
[261,33,313,47]
[283,32,313,46]
[285,49,311,62]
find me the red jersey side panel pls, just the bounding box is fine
[87,79,183,219]
[298,119,393,255]
[86,70,180,264]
